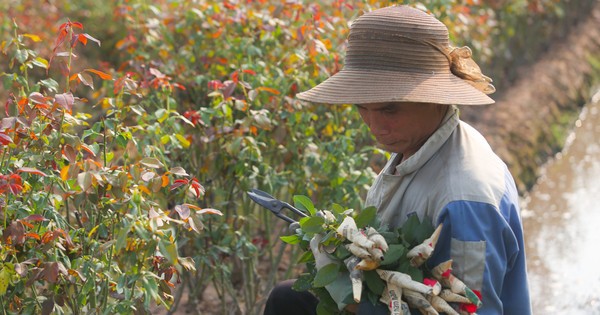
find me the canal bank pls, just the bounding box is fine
[461,0,600,193]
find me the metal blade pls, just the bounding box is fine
[247,188,280,210]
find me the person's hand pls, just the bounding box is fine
[344,303,359,313]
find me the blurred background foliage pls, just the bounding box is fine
[0,0,596,314]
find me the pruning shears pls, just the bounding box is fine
[246,189,308,224]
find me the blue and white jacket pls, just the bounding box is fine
[365,106,532,314]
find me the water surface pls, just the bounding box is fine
[521,89,600,314]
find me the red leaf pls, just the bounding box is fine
[4,94,13,116]
[23,214,48,222]
[9,183,23,195]
[0,132,12,145]
[29,92,48,104]
[81,144,97,157]
[190,178,205,198]
[54,93,74,111]
[256,86,281,95]
[170,179,188,191]
[3,221,25,245]
[17,97,28,114]
[17,167,48,177]
[222,80,236,99]
[84,68,112,80]
[207,80,223,90]
[70,22,84,30]
[77,34,88,46]
[40,262,60,283]
[25,232,41,240]
[173,83,186,90]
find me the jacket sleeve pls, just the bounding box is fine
[429,199,532,315]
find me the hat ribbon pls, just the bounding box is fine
[402,35,496,95]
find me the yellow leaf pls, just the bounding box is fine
[87,225,99,238]
[323,124,333,137]
[0,267,10,296]
[175,134,190,148]
[138,185,151,195]
[23,33,42,42]
[60,165,70,181]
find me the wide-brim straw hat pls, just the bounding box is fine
[296,5,495,106]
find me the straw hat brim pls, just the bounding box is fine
[296,69,495,106]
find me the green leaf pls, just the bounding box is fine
[293,195,316,215]
[291,273,313,292]
[300,216,325,234]
[380,230,400,245]
[316,302,337,315]
[333,245,351,260]
[313,263,339,288]
[39,78,59,93]
[396,260,423,282]
[115,134,128,148]
[15,49,28,63]
[32,57,49,69]
[401,214,434,246]
[141,273,160,307]
[381,244,407,266]
[158,239,179,265]
[354,206,377,228]
[330,203,345,215]
[297,250,314,263]
[363,270,385,295]
[280,234,301,244]
[155,108,167,122]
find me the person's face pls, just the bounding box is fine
[355,102,448,157]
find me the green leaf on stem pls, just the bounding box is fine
[292,273,313,291]
[353,206,377,228]
[381,244,407,266]
[363,270,385,295]
[293,195,315,215]
[401,214,434,246]
[297,250,314,263]
[313,263,339,288]
[280,234,301,244]
[158,239,179,265]
[300,216,324,234]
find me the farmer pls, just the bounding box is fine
[264,5,532,315]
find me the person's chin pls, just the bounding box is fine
[376,142,402,153]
